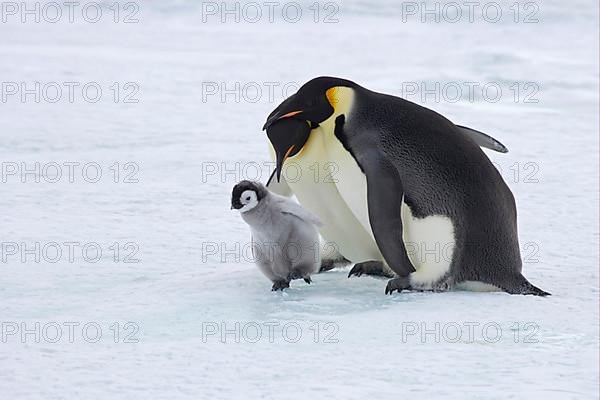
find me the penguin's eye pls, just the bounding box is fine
[245,196,251,201]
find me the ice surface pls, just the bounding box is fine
[0,0,598,399]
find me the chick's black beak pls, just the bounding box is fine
[231,198,242,210]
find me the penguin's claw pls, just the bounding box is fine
[319,259,336,273]
[319,256,350,272]
[348,261,392,278]
[347,267,363,278]
[288,270,312,282]
[271,280,290,291]
[385,277,411,295]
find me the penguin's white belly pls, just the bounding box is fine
[400,203,455,286]
[324,139,373,236]
[276,131,382,263]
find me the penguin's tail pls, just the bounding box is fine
[504,274,551,296]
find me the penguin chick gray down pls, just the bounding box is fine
[231,180,322,291]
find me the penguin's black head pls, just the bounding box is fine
[231,180,267,212]
[262,76,356,182]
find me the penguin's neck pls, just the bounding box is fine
[274,86,355,163]
[291,85,355,163]
[290,86,355,162]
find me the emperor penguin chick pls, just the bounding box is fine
[231,180,322,291]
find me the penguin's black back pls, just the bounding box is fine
[341,85,522,279]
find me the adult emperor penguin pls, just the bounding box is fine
[262,76,549,296]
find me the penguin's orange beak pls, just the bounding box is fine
[262,92,308,130]
[280,110,302,119]
[276,145,296,182]
[263,109,304,131]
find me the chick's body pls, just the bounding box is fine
[232,181,321,291]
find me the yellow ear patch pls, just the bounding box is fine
[326,87,340,110]
[324,86,354,120]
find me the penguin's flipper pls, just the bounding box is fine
[266,169,293,197]
[278,200,323,227]
[456,125,509,153]
[363,156,416,277]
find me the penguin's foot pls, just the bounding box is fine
[287,270,309,282]
[303,277,312,284]
[348,261,395,278]
[271,280,290,291]
[319,259,336,273]
[385,277,412,294]
[319,256,351,273]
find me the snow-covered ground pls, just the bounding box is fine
[0,1,598,398]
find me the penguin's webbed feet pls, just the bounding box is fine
[271,280,290,291]
[319,255,350,273]
[348,261,394,278]
[319,259,336,273]
[287,270,312,284]
[385,276,412,295]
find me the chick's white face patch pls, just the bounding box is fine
[239,189,259,213]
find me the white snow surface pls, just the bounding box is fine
[0,1,599,399]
